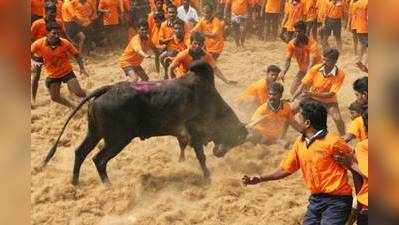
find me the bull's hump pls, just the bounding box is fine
[130,79,176,93]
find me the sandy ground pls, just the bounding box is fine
[31,31,366,225]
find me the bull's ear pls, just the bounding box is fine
[189,60,214,84]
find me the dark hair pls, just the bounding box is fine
[154,10,165,20]
[299,100,328,131]
[353,76,368,94]
[190,31,205,44]
[44,1,56,13]
[267,65,281,73]
[323,47,340,61]
[294,21,307,33]
[361,107,368,131]
[348,101,364,114]
[203,4,214,11]
[45,21,61,32]
[167,4,177,11]
[270,82,284,94]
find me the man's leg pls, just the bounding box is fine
[327,104,346,136]
[48,81,75,109]
[31,65,42,102]
[352,30,358,55]
[66,78,87,100]
[133,66,150,81]
[76,31,86,54]
[320,196,352,225]
[271,14,279,41]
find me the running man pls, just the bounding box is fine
[292,47,346,135]
[31,22,88,108]
[243,100,353,225]
[224,0,250,49]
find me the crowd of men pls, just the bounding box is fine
[31,0,368,224]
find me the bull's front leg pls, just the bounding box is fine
[177,136,188,162]
[192,142,210,178]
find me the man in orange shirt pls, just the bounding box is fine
[334,109,368,225]
[261,0,284,41]
[342,76,367,142]
[192,4,225,60]
[243,100,353,224]
[31,0,45,24]
[281,21,322,95]
[280,0,304,43]
[168,32,236,85]
[149,10,166,74]
[224,0,250,49]
[347,0,359,54]
[98,0,124,48]
[160,20,189,79]
[159,5,180,45]
[292,48,346,135]
[354,0,367,72]
[303,0,318,39]
[246,82,299,148]
[31,22,89,108]
[119,21,159,82]
[237,64,281,111]
[31,2,65,42]
[320,0,345,50]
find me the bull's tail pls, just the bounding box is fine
[41,85,111,167]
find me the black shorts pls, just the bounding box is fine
[45,71,76,89]
[322,18,342,37]
[357,33,368,47]
[31,14,42,24]
[65,22,84,39]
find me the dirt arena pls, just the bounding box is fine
[31,32,365,225]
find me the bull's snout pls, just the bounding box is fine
[213,144,228,158]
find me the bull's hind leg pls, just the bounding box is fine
[177,136,188,162]
[92,137,132,184]
[72,132,101,185]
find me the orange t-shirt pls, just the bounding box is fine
[98,0,120,25]
[122,0,131,21]
[353,0,367,33]
[119,35,155,68]
[316,0,328,23]
[347,0,358,30]
[229,0,250,16]
[325,0,345,19]
[347,116,367,141]
[62,0,75,23]
[71,0,97,26]
[287,38,322,72]
[304,0,318,21]
[31,37,79,78]
[31,0,45,17]
[192,17,225,54]
[283,1,304,32]
[280,133,353,195]
[31,19,65,42]
[265,0,282,13]
[159,20,175,43]
[301,64,345,103]
[238,78,269,106]
[171,0,182,7]
[170,49,216,77]
[167,36,188,51]
[355,139,368,206]
[150,24,162,46]
[251,101,293,142]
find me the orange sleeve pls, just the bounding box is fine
[284,102,294,120]
[251,104,266,120]
[355,140,368,177]
[64,39,80,56]
[301,66,316,86]
[330,71,345,93]
[191,20,202,33]
[279,140,300,173]
[31,40,40,54]
[309,41,321,59]
[347,117,361,138]
[170,51,186,69]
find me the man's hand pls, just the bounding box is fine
[242,175,261,186]
[300,91,312,99]
[226,80,239,85]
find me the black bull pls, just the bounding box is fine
[42,61,248,185]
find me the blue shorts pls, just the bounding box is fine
[302,194,353,225]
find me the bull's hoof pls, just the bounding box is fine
[71,179,79,186]
[203,169,211,179]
